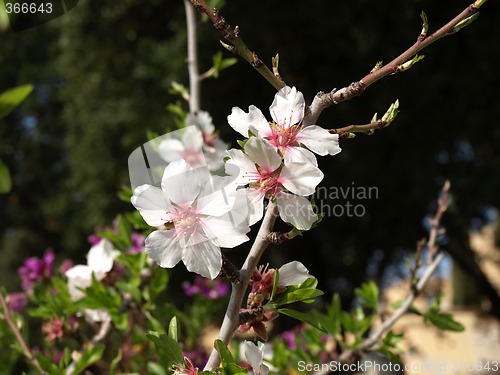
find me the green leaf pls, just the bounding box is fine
[35,353,59,374]
[148,267,169,301]
[354,281,379,309]
[147,362,168,375]
[146,332,183,369]
[0,159,12,194]
[424,311,465,332]
[168,316,178,341]
[0,84,33,119]
[270,278,323,307]
[71,344,105,375]
[278,308,327,332]
[109,349,122,374]
[214,339,235,367]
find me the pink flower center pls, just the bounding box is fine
[167,206,203,243]
[252,167,283,197]
[267,122,300,154]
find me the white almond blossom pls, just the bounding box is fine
[228,86,341,165]
[241,341,270,375]
[278,261,311,287]
[131,159,250,279]
[226,137,321,230]
[65,239,120,322]
[158,112,228,171]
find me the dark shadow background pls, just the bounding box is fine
[1,0,499,315]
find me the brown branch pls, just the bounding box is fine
[304,0,488,125]
[427,180,450,262]
[184,0,201,114]
[0,292,46,374]
[189,0,286,91]
[204,201,279,371]
[329,119,387,138]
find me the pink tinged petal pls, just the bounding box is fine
[278,261,311,286]
[244,137,281,172]
[225,149,259,185]
[284,146,318,167]
[157,138,185,162]
[276,192,318,230]
[269,86,305,127]
[161,160,208,206]
[297,125,342,156]
[228,105,270,138]
[196,178,238,217]
[131,185,171,227]
[145,230,183,268]
[181,126,204,150]
[244,188,265,225]
[182,241,222,279]
[280,162,323,196]
[202,214,250,248]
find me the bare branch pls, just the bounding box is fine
[0,292,46,374]
[184,0,201,114]
[189,0,286,91]
[427,180,451,262]
[304,1,487,125]
[204,201,279,371]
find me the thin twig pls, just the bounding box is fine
[313,182,452,374]
[204,201,279,371]
[189,0,286,91]
[0,292,46,374]
[338,253,446,366]
[427,180,450,262]
[304,0,488,125]
[184,0,201,114]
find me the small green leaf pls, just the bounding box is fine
[109,349,122,374]
[168,316,178,341]
[424,311,465,332]
[278,308,327,332]
[0,159,12,194]
[0,84,33,119]
[355,281,379,309]
[71,344,105,375]
[146,332,183,369]
[214,339,235,367]
[147,362,168,375]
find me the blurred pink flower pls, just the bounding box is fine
[182,275,229,300]
[18,248,55,291]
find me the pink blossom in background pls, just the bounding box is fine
[130,232,145,253]
[182,275,229,300]
[18,248,55,291]
[8,292,27,313]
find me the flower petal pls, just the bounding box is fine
[65,265,93,301]
[244,137,281,173]
[161,160,209,206]
[202,212,250,248]
[157,138,185,163]
[276,192,318,230]
[280,162,323,196]
[278,261,311,286]
[269,86,305,127]
[145,230,183,268]
[182,241,222,279]
[297,125,342,156]
[87,239,120,279]
[284,146,318,166]
[225,148,259,183]
[228,105,271,138]
[131,185,171,227]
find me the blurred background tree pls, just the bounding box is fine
[1,0,499,315]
